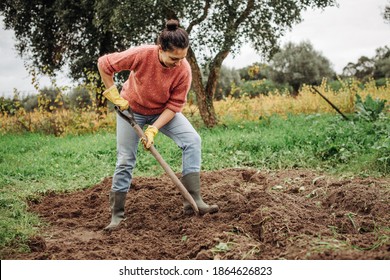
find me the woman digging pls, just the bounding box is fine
[97,19,219,230]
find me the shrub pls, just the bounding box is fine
[0,96,22,115]
[229,79,290,98]
[21,94,39,112]
[37,87,66,112]
[373,136,390,173]
[67,87,93,110]
[327,80,343,92]
[354,94,387,121]
[375,78,388,87]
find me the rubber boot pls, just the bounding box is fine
[104,191,126,230]
[181,172,219,215]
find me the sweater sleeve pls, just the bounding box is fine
[97,48,139,76]
[166,71,192,113]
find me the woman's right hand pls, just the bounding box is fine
[103,85,129,111]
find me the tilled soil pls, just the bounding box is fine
[5,168,390,260]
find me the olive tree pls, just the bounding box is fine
[342,56,375,81]
[343,46,390,81]
[269,41,334,94]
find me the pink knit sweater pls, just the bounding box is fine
[98,45,192,115]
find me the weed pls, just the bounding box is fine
[181,235,188,242]
[351,228,390,251]
[345,212,358,232]
[211,242,234,253]
[241,245,261,260]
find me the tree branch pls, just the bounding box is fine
[205,0,255,97]
[214,0,256,66]
[186,0,211,34]
[234,0,254,29]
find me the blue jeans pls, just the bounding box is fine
[112,111,201,192]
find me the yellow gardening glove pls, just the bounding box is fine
[141,125,159,149]
[103,85,129,111]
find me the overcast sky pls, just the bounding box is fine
[0,0,389,97]
[224,0,390,70]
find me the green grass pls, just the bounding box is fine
[0,133,117,252]
[200,113,389,175]
[0,113,389,255]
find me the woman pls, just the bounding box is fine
[98,19,219,230]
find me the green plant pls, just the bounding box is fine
[0,92,22,116]
[229,79,290,98]
[211,242,233,253]
[354,94,387,121]
[327,80,343,92]
[345,212,358,231]
[372,137,390,173]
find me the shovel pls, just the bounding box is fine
[311,86,349,121]
[114,106,199,215]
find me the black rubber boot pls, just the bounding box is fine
[181,172,219,215]
[104,191,126,230]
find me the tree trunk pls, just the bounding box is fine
[185,0,248,127]
[95,31,115,115]
[187,47,218,127]
[205,49,230,106]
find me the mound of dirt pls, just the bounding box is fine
[6,169,390,260]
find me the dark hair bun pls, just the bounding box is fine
[158,19,189,51]
[166,19,179,31]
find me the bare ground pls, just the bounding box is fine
[4,168,390,260]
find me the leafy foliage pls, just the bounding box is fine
[343,46,390,81]
[0,0,125,79]
[67,87,94,110]
[354,94,387,121]
[373,136,390,173]
[384,2,390,24]
[229,79,290,98]
[0,94,22,115]
[343,56,375,80]
[269,41,334,94]
[373,46,390,79]
[238,63,271,81]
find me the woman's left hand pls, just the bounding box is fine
[141,125,159,149]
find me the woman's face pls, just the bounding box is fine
[158,46,188,68]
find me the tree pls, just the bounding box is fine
[0,0,127,111]
[373,46,390,79]
[238,63,271,81]
[342,56,375,81]
[342,46,390,81]
[269,41,334,94]
[0,0,337,127]
[383,1,390,24]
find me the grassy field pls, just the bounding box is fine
[1,112,389,254]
